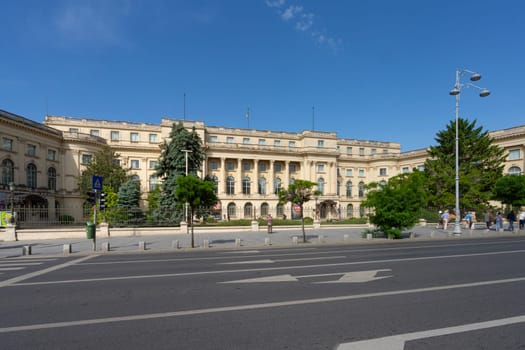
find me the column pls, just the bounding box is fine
[269,160,275,195]
[236,158,243,194]
[253,159,259,194]
[284,161,290,188]
[220,158,226,195]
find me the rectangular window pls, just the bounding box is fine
[379,168,387,176]
[69,128,79,133]
[227,137,234,144]
[111,131,120,141]
[347,147,352,155]
[209,136,218,143]
[317,164,325,173]
[508,149,521,160]
[358,169,365,177]
[243,138,250,144]
[383,149,388,154]
[402,167,410,173]
[258,139,266,146]
[2,138,13,151]
[371,149,377,155]
[259,162,267,171]
[27,144,36,156]
[274,163,282,172]
[47,149,57,161]
[346,168,353,177]
[226,161,235,171]
[317,140,324,148]
[289,141,296,148]
[113,159,121,166]
[274,140,281,147]
[90,129,100,137]
[149,160,158,169]
[130,160,140,169]
[210,161,218,170]
[149,134,158,143]
[417,165,425,171]
[130,132,139,142]
[359,148,365,156]
[82,154,92,164]
[243,162,251,171]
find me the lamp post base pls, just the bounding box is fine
[453,223,462,235]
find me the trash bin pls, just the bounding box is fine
[86,221,96,239]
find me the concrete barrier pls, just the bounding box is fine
[22,245,31,255]
[171,240,180,249]
[102,242,110,252]
[265,237,271,246]
[63,244,72,255]
[138,241,146,250]
[235,238,242,247]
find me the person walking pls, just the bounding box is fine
[507,210,516,232]
[484,211,491,230]
[495,212,503,232]
[441,210,450,230]
[519,209,525,230]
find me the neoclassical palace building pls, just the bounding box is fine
[1,108,524,225]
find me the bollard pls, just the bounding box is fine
[171,240,180,249]
[343,234,349,242]
[139,241,146,250]
[102,242,110,252]
[235,238,242,247]
[366,233,372,240]
[202,239,209,248]
[292,236,298,244]
[264,237,271,246]
[22,245,32,256]
[318,235,324,243]
[63,244,72,255]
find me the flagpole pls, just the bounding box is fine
[246,107,250,129]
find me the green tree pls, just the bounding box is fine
[175,175,218,248]
[424,118,505,211]
[493,175,525,208]
[278,179,320,243]
[117,179,143,225]
[155,123,205,223]
[79,146,129,193]
[362,171,428,238]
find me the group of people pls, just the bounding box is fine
[438,209,525,232]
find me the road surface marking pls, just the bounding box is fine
[2,276,525,333]
[10,248,525,286]
[223,250,260,254]
[220,269,392,284]
[0,255,97,288]
[0,267,25,271]
[335,315,525,350]
[219,256,345,265]
[0,262,48,267]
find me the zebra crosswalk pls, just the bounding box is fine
[0,257,58,274]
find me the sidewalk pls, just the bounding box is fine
[0,225,522,258]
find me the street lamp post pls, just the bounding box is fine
[449,69,490,235]
[8,182,15,224]
[181,149,192,234]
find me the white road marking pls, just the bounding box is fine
[220,269,392,284]
[10,249,525,286]
[0,255,97,288]
[0,262,47,267]
[223,250,260,254]
[0,267,25,271]
[335,315,525,350]
[2,276,525,333]
[220,256,345,265]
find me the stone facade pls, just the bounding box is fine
[1,108,524,225]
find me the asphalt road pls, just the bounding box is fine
[1,237,525,349]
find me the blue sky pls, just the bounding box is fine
[2,0,524,151]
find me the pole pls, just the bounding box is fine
[93,189,98,251]
[182,149,192,237]
[453,69,462,235]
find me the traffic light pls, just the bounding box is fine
[99,192,106,210]
[87,191,96,205]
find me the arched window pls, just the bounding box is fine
[508,166,522,175]
[226,176,235,194]
[346,181,353,198]
[47,167,57,190]
[258,177,267,195]
[359,205,366,218]
[227,202,236,219]
[274,178,281,194]
[149,175,158,191]
[277,203,284,218]
[1,159,14,185]
[242,177,251,194]
[317,178,325,195]
[211,175,219,194]
[131,174,140,182]
[358,181,365,198]
[347,204,354,218]
[261,202,269,216]
[26,163,37,189]
[244,202,253,218]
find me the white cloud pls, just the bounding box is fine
[265,1,341,52]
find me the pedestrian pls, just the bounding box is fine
[495,212,503,232]
[484,211,491,230]
[519,210,525,230]
[436,210,443,229]
[464,211,472,229]
[507,210,516,232]
[441,210,450,230]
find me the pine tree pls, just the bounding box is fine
[424,118,505,211]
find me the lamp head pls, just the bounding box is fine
[479,89,491,97]
[470,73,482,81]
[8,182,15,192]
[449,88,460,96]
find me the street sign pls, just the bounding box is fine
[92,176,103,191]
